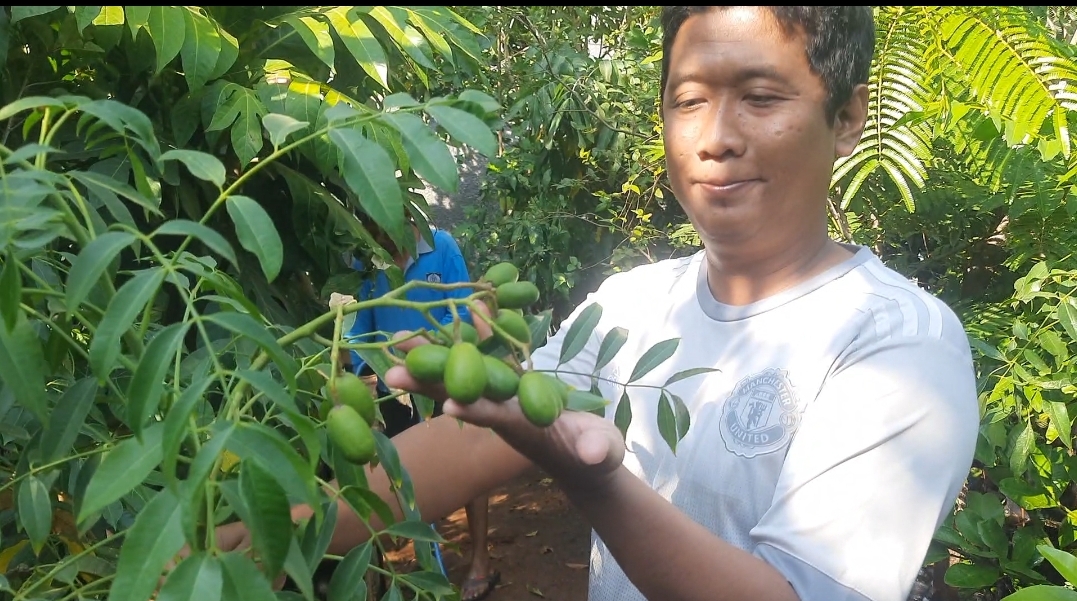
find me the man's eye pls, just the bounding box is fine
[746,94,778,105]
[675,98,704,109]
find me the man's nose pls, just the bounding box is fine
[697,101,746,161]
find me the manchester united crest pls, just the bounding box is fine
[720,368,801,458]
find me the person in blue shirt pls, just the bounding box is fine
[342,219,501,601]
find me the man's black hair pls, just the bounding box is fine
[659,6,876,122]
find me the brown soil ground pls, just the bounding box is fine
[384,466,591,600]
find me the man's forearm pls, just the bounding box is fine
[293,415,533,556]
[565,467,800,601]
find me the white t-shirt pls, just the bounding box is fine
[529,244,979,601]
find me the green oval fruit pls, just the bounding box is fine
[496,281,540,310]
[437,321,479,345]
[483,355,520,402]
[551,377,572,411]
[327,405,377,465]
[517,372,563,427]
[443,342,488,405]
[405,344,452,384]
[483,262,520,287]
[494,309,531,346]
[332,372,376,425]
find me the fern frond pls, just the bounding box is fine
[936,6,1077,155]
[834,7,933,212]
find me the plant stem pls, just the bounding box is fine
[0,446,110,493]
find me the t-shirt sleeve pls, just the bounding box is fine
[750,334,980,601]
[437,236,473,326]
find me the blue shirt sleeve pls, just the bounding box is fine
[436,232,474,326]
[345,278,376,373]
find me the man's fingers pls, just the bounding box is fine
[471,300,494,340]
[390,330,429,353]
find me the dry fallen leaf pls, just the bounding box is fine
[538,478,553,486]
[541,546,553,554]
[525,530,539,537]
[527,585,545,598]
[565,562,588,569]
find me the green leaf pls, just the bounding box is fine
[225,422,318,508]
[233,369,300,416]
[89,268,165,377]
[1048,401,1072,450]
[1010,420,1035,475]
[457,90,501,115]
[385,112,458,193]
[18,475,52,554]
[229,89,268,165]
[384,92,420,109]
[284,16,334,70]
[125,6,149,35]
[160,149,225,187]
[1039,544,1077,585]
[184,423,234,499]
[384,520,445,543]
[0,96,66,122]
[0,314,48,425]
[154,220,236,266]
[226,195,283,282]
[944,562,1000,589]
[92,6,123,27]
[209,25,237,80]
[162,377,212,480]
[327,541,373,601]
[324,7,388,89]
[628,338,679,383]
[558,303,602,367]
[79,422,164,524]
[157,553,223,601]
[240,461,292,579]
[1059,303,1077,344]
[10,6,60,24]
[405,10,452,65]
[66,231,136,312]
[425,104,497,158]
[40,377,97,463]
[69,170,162,216]
[180,7,221,92]
[220,552,278,601]
[1003,586,1077,601]
[146,6,186,74]
[614,389,632,439]
[299,501,338,570]
[398,570,455,595]
[126,322,189,435]
[328,129,407,251]
[0,253,21,332]
[565,389,610,413]
[593,326,628,373]
[664,367,718,387]
[969,337,1006,362]
[74,7,102,33]
[262,113,309,149]
[282,538,315,601]
[107,487,185,601]
[201,311,297,389]
[367,7,434,69]
[657,392,691,454]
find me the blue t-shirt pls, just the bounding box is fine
[344,227,473,373]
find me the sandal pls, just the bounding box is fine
[461,569,501,601]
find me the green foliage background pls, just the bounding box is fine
[4,5,1077,600]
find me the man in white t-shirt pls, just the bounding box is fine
[206,6,979,600]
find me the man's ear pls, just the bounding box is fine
[834,83,869,158]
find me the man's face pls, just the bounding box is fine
[661,7,866,251]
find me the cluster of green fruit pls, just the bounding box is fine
[324,262,575,466]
